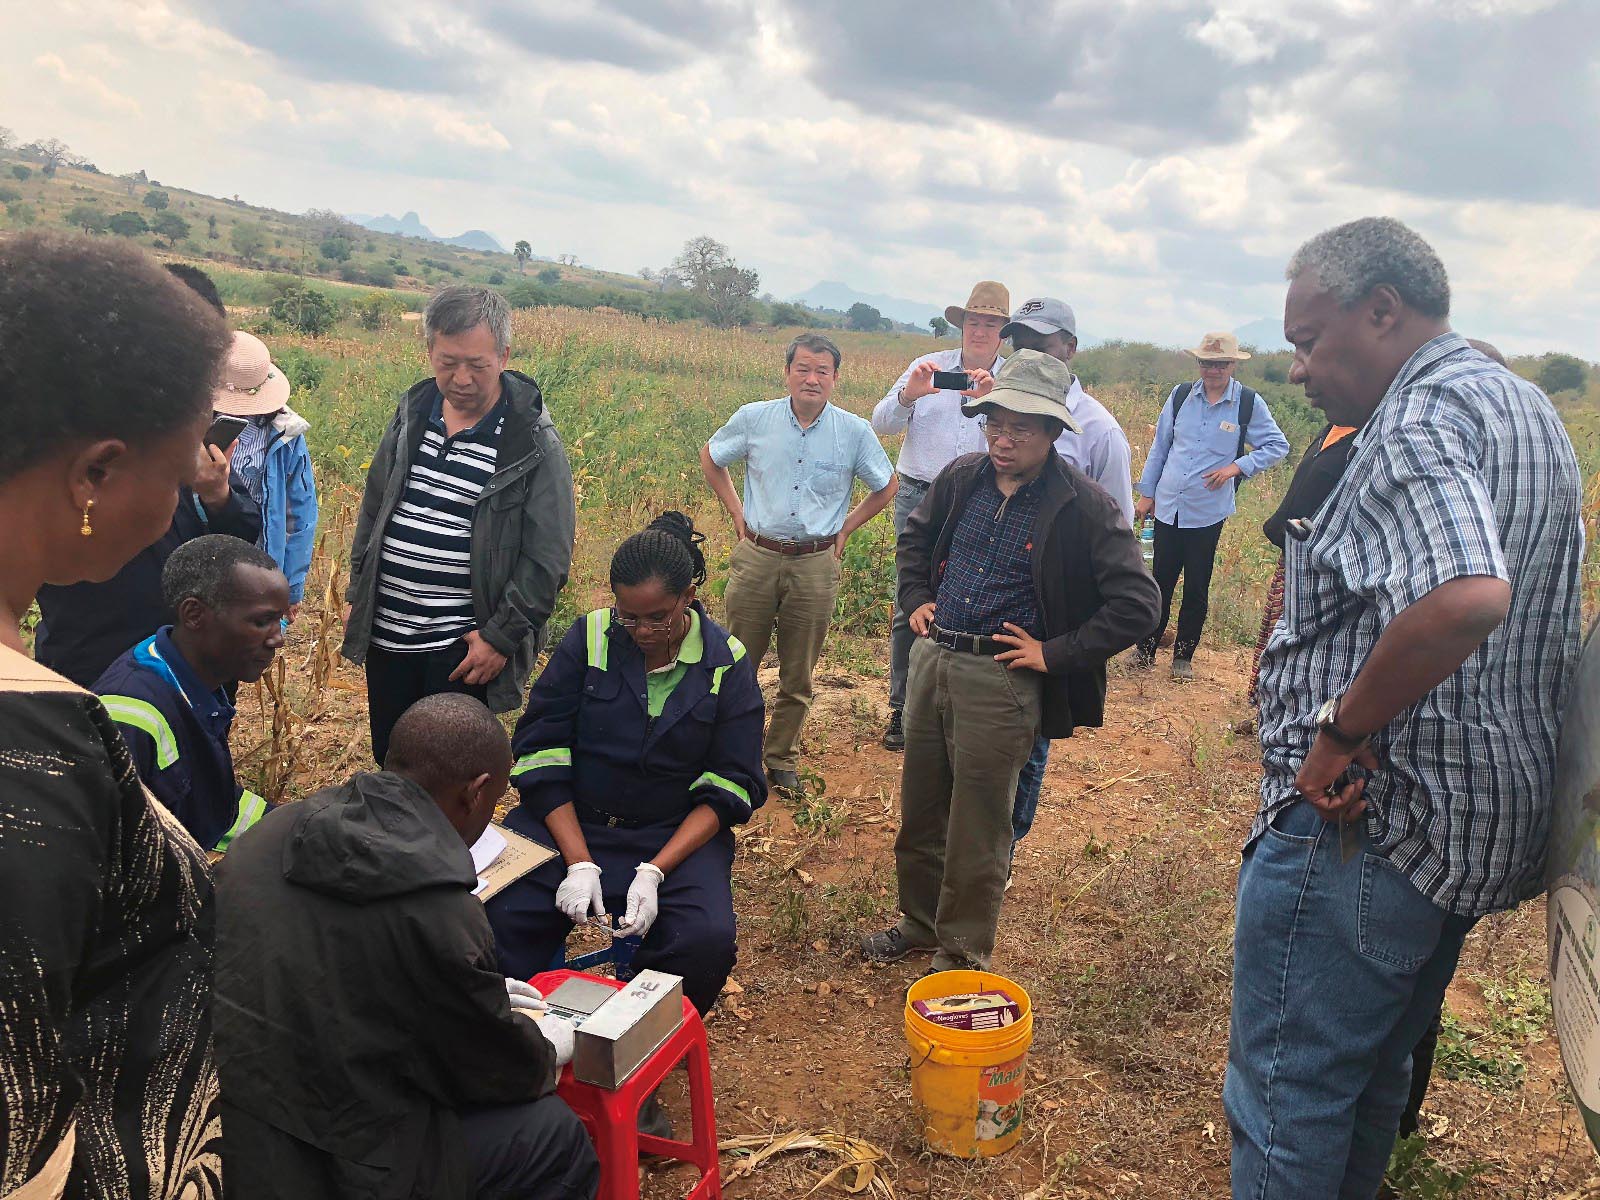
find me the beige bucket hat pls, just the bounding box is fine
[960,348,1083,434]
[944,280,1011,328]
[1184,331,1252,362]
[213,331,291,416]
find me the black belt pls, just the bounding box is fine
[899,472,932,489]
[572,798,684,830]
[929,624,1006,657]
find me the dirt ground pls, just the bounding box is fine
[238,626,1600,1199]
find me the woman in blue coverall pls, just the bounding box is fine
[485,512,767,1019]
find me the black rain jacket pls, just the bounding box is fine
[214,771,556,1200]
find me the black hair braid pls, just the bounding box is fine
[609,510,707,595]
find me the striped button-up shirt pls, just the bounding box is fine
[1254,334,1585,917]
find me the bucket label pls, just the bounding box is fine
[975,1055,1026,1142]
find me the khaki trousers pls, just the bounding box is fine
[895,637,1042,970]
[722,537,841,774]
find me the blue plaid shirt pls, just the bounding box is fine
[1254,333,1585,917]
[934,465,1043,638]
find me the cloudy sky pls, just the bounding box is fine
[6,0,1597,356]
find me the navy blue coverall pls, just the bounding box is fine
[485,603,767,1015]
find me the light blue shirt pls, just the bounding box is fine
[708,398,894,541]
[1137,378,1290,528]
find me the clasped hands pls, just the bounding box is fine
[907,603,1047,673]
[555,860,665,938]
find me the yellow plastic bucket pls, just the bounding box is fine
[904,969,1034,1158]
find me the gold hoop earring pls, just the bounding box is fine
[80,499,95,538]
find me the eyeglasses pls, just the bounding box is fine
[610,606,680,633]
[976,414,1043,443]
[1199,360,1235,370]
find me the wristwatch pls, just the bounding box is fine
[1315,696,1370,752]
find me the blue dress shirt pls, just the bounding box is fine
[707,397,894,541]
[1136,378,1289,528]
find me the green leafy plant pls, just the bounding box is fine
[1384,1135,1484,1198]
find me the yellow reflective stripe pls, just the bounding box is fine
[693,770,752,812]
[711,636,746,695]
[101,696,179,770]
[513,747,572,777]
[214,790,267,853]
[585,609,610,671]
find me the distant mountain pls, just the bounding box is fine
[347,211,504,253]
[1234,317,1289,351]
[790,281,941,328]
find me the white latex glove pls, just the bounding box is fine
[535,1014,576,1067]
[505,978,547,1015]
[615,863,666,939]
[555,861,605,923]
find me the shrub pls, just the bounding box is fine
[536,266,561,285]
[269,285,339,336]
[0,184,19,204]
[273,345,330,392]
[11,165,31,182]
[353,292,405,331]
[107,210,148,236]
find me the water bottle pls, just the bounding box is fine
[1139,518,1154,565]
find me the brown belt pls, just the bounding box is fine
[745,530,836,556]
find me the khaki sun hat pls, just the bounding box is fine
[1184,331,1252,362]
[213,331,291,417]
[960,348,1083,434]
[944,280,1011,329]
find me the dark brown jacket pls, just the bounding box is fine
[898,451,1160,738]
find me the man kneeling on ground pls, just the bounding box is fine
[214,693,599,1200]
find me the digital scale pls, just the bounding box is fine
[544,970,686,1090]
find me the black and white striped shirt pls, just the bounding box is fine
[1254,333,1585,917]
[371,393,505,652]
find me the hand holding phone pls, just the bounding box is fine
[932,369,972,392]
[205,414,248,451]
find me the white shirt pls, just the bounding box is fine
[870,347,1006,483]
[1053,376,1135,528]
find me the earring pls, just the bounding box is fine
[80,499,95,538]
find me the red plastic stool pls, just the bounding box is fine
[531,969,721,1200]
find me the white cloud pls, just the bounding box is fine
[33,52,142,115]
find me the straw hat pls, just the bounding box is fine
[1183,331,1252,362]
[213,331,291,416]
[944,281,1011,329]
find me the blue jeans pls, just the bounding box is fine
[1009,735,1050,863]
[1224,800,1475,1200]
[888,474,931,712]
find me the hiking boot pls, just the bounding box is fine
[1171,657,1194,680]
[882,709,905,751]
[860,926,933,964]
[768,768,800,793]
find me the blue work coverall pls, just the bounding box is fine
[486,603,767,1014]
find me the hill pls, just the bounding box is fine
[791,280,941,328]
[1234,317,1290,351]
[347,210,505,253]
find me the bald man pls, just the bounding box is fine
[214,694,598,1200]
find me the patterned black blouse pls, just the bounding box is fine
[0,646,220,1198]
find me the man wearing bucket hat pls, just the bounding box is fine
[871,281,1009,751]
[1134,331,1288,678]
[1000,297,1136,877]
[217,331,319,622]
[863,349,1159,971]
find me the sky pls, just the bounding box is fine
[5,0,1598,357]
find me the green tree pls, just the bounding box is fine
[66,203,107,233]
[269,285,339,336]
[769,302,808,327]
[10,165,31,182]
[536,265,561,285]
[1539,353,1587,395]
[514,240,532,274]
[231,221,268,263]
[670,235,758,329]
[5,201,36,227]
[848,302,885,332]
[353,292,405,330]
[107,210,149,237]
[206,213,219,239]
[0,185,19,204]
[142,189,170,210]
[151,212,190,247]
[319,235,352,262]
[929,316,951,338]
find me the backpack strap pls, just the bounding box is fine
[1170,381,1197,424]
[1234,387,1257,490]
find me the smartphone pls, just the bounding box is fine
[932,370,972,392]
[205,414,248,450]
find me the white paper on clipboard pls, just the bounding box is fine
[472,823,558,901]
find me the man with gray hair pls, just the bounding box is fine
[1226,217,1584,1199]
[343,285,576,764]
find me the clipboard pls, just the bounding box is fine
[473,823,558,902]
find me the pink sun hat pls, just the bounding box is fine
[212,331,291,416]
